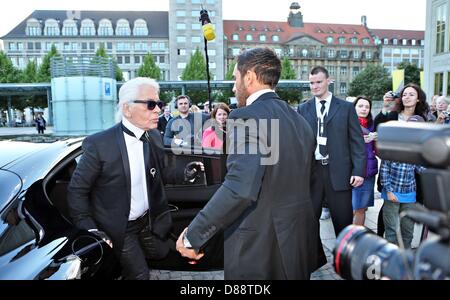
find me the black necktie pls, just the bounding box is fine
[319,100,328,157]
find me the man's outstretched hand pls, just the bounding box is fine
[184,162,205,182]
[176,227,204,263]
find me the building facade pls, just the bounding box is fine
[424,0,450,98]
[224,5,379,99]
[169,0,224,80]
[1,10,171,81]
[371,29,425,74]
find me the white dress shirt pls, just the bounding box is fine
[246,89,275,106]
[122,118,149,221]
[314,92,333,160]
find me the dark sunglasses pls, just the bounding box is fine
[132,100,164,110]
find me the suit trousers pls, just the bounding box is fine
[311,162,353,237]
[119,211,173,280]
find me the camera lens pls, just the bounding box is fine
[333,225,402,280]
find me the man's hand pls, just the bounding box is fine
[89,229,113,248]
[350,176,364,188]
[176,228,204,263]
[184,162,205,182]
[387,191,399,203]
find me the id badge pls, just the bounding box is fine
[317,136,327,146]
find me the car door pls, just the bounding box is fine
[144,147,225,271]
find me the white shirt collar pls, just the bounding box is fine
[122,117,145,140]
[315,92,333,104]
[246,89,275,106]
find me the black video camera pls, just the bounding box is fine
[334,122,450,280]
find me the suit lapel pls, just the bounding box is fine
[115,123,132,203]
[325,96,341,125]
[306,98,318,135]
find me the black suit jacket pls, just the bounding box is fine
[297,96,366,191]
[186,92,322,279]
[157,114,172,136]
[67,123,182,257]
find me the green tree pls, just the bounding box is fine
[0,51,21,83]
[95,45,123,81]
[181,48,210,80]
[397,62,421,86]
[137,53,161,80]
[225,61,236,80]
[180,49,212,103]
[348,64,391,101]
[280,57,296,80]
[36,45,60,82]
[20,59,38,83]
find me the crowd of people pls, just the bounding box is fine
[66,46,449,280]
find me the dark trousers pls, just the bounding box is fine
[119,211,172,280]
[311,162,353,237]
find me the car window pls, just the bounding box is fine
[0,199,36,258]
[0,170,22,211]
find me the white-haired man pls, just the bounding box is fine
[68,77,203,280]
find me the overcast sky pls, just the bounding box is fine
[0,0,426,38]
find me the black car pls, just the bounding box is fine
[0,136,225,279]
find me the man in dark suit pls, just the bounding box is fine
[297,66,365,237]
[67,77,203,280]
[175,48,322,279]
[157,105,172,137]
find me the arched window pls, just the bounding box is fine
[326,36,334,44]
[133,19,148,36]
[272,35,279,42]
[80,19,95,36]
[116,19,131,36]
[44,19,60,36]
[26,18,42,36]
[98,19,113,36]
[338,37,345,44]
[62,19,78,36]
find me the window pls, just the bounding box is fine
[116,43,131,51]
[191,10,200,17]
[192,0,201,3]
[209,62,216,69]
[124,56,130,64]
[411,39,416,46]
[352,66,360,76]
[338,37,345,44]
[207,49,216,56]
[246,34,253,41]
[328,66,336,76]
[98,19,113,36]
[351,37,358,44]
[393,38,398,45]
[362,38,370,45]
[232,48,240,56]
[259,35,266,42]
[134,43,148,51]
[192,36,201,43]
[326,36,334,44]
[116,19,131,36]
[435,73,444,95]
[177,36,186,43]
[159,56,165,64]
[402,39,408,46]
[232,34,239,41]
[383,38,389,45]
[176,23,186,30]
[27,42,34,50]
[35,42,41,50]
[176,10,186,17]
[81,42,87,50]
[340,82,347,94]
[117,56,123,64]
[353,50,360,59]
[272,35,279,42]
[89,42,95,50]
[176,0,185,3]
[192,23,201,30]
[133,19,148,36]
[340,50,348,58]
[17,43,23,51]
[80,19,95,36]
[107,42,112,50]
[177,62,186,69]
[178,49,186,56]
[302,49,308,57]
[26,18,41,36]
[207,0,215,3]
[340,66,347,76]
[435,3,447,54]
[274,48,282,56]
[62,19,78,36]
[44,19,60,36]
[327,49,335,58]
[366,51,372,59]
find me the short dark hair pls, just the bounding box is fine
[237,48,281,89]
[176,95,191,104]
[310,66,329,79]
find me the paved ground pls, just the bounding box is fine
[1,126,423,280]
